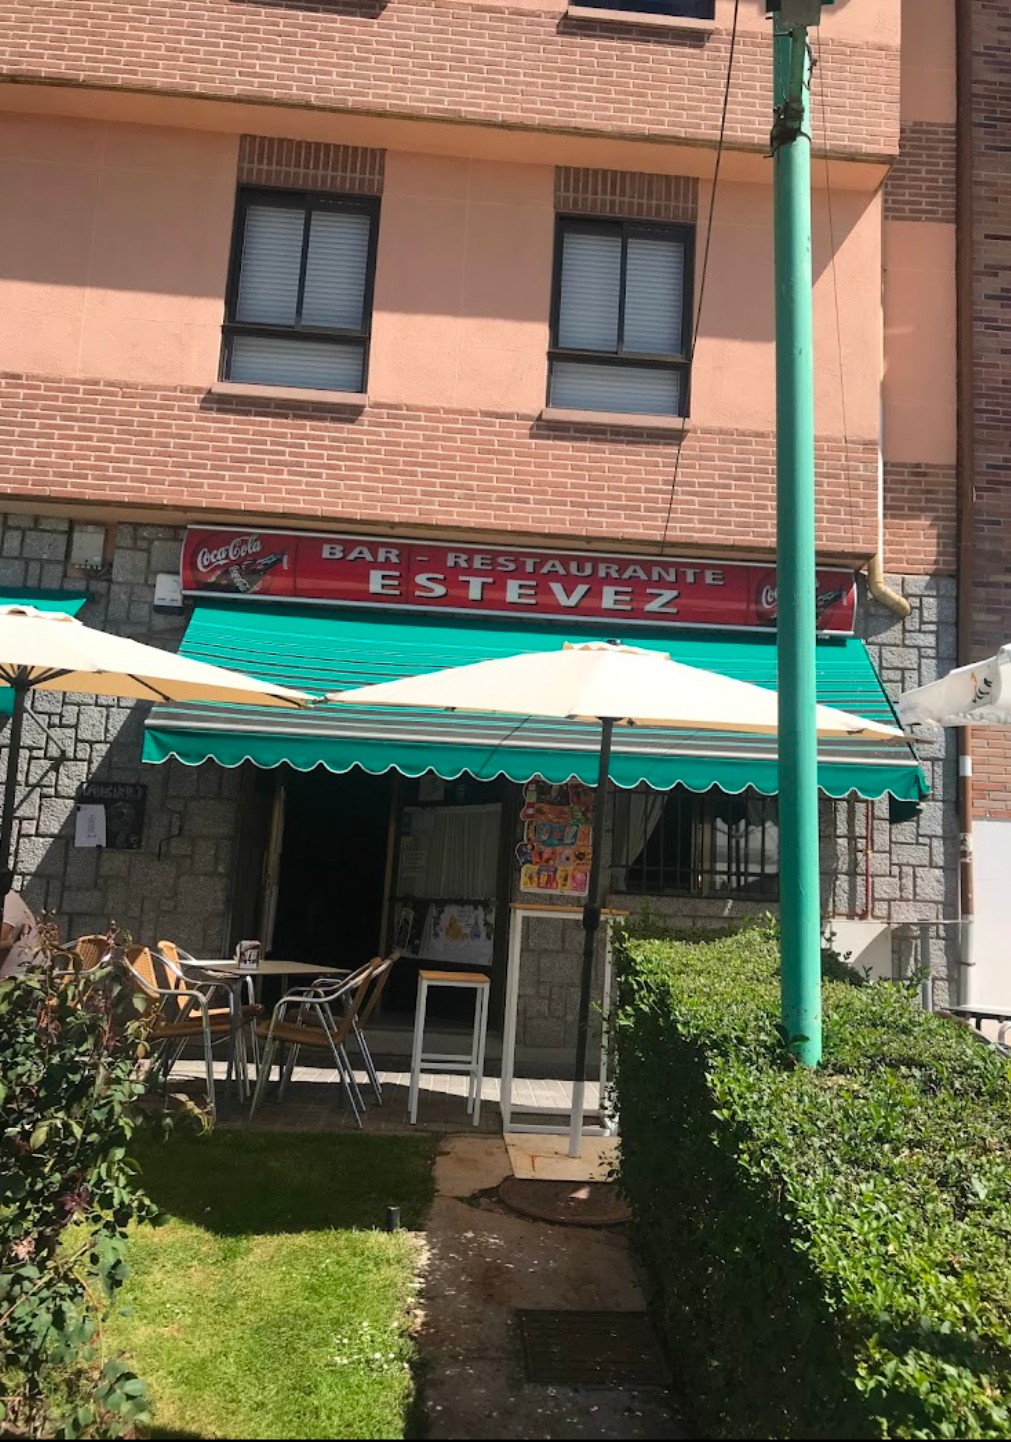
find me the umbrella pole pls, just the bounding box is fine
[0,681,27,911]
[569,715,615,1160]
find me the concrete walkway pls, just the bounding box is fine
[416,1134,678,1440]
[173,1056,605,1135]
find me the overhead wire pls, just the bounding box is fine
[658,0,741,554]
[813,23,860,554]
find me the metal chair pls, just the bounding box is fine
[52,933,113,980]
[158,938,263,1089]
[290,951,401,1104]
[65,933,113,971]
[351,949,401,1103]
[250,961,378,1125]
[119,945,252,1121]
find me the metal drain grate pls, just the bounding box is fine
[515,1310,670,1387]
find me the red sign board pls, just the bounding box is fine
[181,527,857,634]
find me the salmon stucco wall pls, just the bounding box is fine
[691,179,881,439]
[369,152,554,414]
[0,114,236,387]
[879,0,957,579]
[0,118,885,449]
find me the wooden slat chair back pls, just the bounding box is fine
[351,950,402,1105]
[157,939,185,969]
[158,937,264,1086]
[359,949,401,1029]
[331,959,378,1049]
[123,944,163,1000]
[120,944,237,1121]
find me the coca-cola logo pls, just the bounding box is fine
[757,584,777,611]
[195,534,263,575]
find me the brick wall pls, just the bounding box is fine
[882,461,957,574]
[555,167,698,222]
[968,1,1011,814]
[884,121,957,224]
[0,374,880,558]
[0,0,900,160]
[237,137,384,194]
[972,732,1011,819]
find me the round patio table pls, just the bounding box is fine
[181,958,346,1094]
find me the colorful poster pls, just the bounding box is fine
[419,902,494,968]
[516,780,594,896]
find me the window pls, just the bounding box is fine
[612,786,780,898]
[548,217,693,417]
[573,2,715,20]
[222,189,378,392]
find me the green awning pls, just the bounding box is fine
[0,590,88,715]
[142,602,927,802]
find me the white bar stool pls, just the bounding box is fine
[408,969,491,1127]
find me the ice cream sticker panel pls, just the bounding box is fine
[516,779,595,896]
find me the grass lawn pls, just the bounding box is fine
[106,1129,437,1441]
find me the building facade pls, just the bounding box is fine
[0,0,960,1056]
[960,0,1011,1006]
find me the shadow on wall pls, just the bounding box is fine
[11,699,239,959]
[0,514,243,955]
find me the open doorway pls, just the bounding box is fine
[271,768,394,969]
[229,764,514,1035]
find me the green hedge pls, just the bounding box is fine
[613,927,1011,1440]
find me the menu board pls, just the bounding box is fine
[394,900,495,969]
[421,902,495,967]
[75,782,147,850]
[516,779,595,896]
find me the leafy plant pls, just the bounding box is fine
[0,924,163,1438]
[613,930,1011,1440]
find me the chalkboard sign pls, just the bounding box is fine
[76,782,147,850]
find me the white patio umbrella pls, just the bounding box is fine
[0,605,313,909]
[329,639,901,1154]
[898,646,1011,730]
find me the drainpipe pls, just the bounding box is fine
[867,552,910,620]
[956,0,976,1004]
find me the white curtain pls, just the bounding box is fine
[400,804,501,899]
[710,794,779,890]
[612,787,665,891]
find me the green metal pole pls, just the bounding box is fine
[773,22,822,1065]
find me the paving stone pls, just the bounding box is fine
[0,558,27,586]
[150,539,182,573]
[111,549,148,584]
[22,529,68,561]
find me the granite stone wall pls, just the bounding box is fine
[857,574,960,1006]
[510,909,608,1068]
[0,512,242,955]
